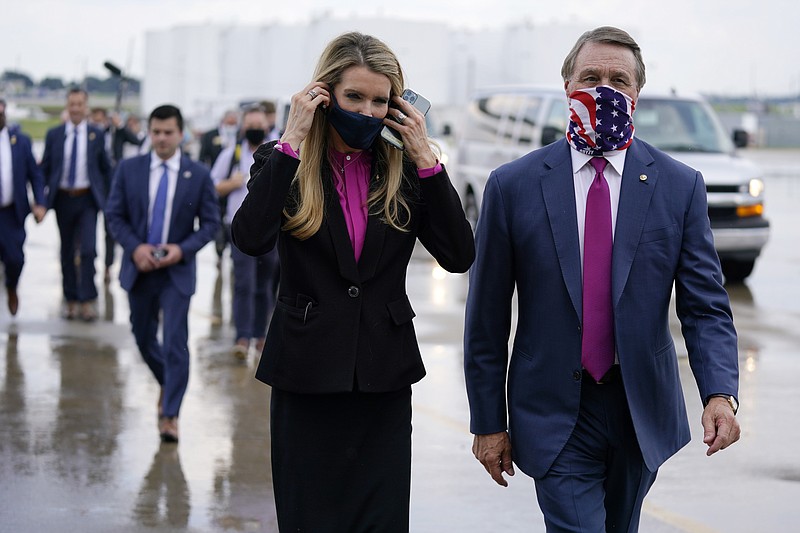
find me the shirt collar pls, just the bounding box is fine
[150,149,182,172]
[67,120,86,135]
[570,147,627,177]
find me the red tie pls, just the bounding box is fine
[581,157,614,381]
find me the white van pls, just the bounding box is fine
[454,87,770,282]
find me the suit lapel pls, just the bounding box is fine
[56,125,67,177]
[322,168,361,284]
[136,155,153,238]
[541,141,583,319]
[612,139,657,307]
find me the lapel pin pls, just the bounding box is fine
[639,174,648,182]
[10,135,16,145]
[183,171,192,179]
[89,132,96,141]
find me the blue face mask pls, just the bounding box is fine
[327,96,385,150]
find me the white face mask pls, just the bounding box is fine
[219,124,239,141]
[566,85,635,156]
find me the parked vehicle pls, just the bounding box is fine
[454,86,769,282]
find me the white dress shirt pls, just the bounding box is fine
[61,120,90,189]
[149,150,181,244]
[570,149,627,270]
[210,140,257,224]
[0,127,13,206]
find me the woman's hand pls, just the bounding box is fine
[280,82,331,151]
[383,95,438,169]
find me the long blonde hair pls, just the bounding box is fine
[283,32,410,240]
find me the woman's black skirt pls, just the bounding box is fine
[270,386,412,533]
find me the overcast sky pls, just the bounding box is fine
[1,0,796,97]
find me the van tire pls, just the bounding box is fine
[721,259,755,284]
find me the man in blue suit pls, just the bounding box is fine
[106,104,219,443]
[0,99,47,316]
[40,87,112,321]
[464,27,741,532]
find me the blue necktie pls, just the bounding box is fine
[67,127,78,188]
[148,163,169,245]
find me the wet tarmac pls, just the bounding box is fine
[1,148,799,532]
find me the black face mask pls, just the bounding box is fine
[327,95,384,150]
[244,128,266,145]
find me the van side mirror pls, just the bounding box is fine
[732,129,749,148]
[541,125,562,146]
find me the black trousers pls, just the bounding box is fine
[270,386,412,533]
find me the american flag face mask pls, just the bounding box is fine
[566,85,635,156]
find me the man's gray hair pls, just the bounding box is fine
[561,26,646,90]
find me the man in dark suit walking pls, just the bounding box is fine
[199,110,239,266]
[464,26,740,532]
[106,104,219,443]
[0,99,47,315]
[40,87,112,321]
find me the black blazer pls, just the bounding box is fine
[232,142,475,393]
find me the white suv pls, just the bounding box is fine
[454,87,769,282]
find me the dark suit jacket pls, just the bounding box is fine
[198,128,225,168]
[464,138,738,477]
[40,122,111,209]
[5,127,45,225]
[104,153,220,297]
[231,142,475,394]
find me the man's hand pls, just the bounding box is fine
[472,431,515,487]
[155,244,183,267]
[132,244,160,272]
[702,397,741,456]
[32,205,46,223]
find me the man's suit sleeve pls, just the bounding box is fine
[674,171,739,401]
[92,127,112,200]
[23,136,46,205]
[104,162,140,254]
[39,129,53,177]
[464,171,517,435]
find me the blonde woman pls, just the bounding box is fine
[231,32,474,531]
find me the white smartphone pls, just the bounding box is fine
[381,89,431,151]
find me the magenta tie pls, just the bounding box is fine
[581,157,615,381]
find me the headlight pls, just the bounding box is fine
[747,178,765,197]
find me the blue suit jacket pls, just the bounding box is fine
[5,127,46,225]
[464,138,738,477]
[40,122,111,209]
[104,153,220,297]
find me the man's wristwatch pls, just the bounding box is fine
[709,394,739,415]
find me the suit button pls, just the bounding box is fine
[573,371,582,381]
[348,286,360,298]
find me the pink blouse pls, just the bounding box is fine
[275,141,442,262]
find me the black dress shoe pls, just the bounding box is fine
[7,288,18,316]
